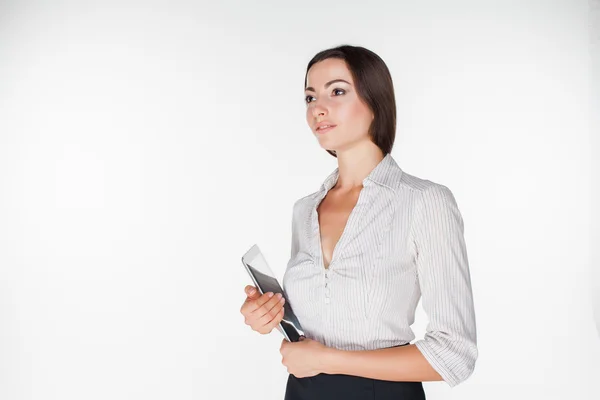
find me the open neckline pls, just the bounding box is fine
[315,188,365,270]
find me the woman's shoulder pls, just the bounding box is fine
[291,190,319,214]
[398,170,463,223]
[398,169,450,194]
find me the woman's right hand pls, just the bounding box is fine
[240,285,286,335]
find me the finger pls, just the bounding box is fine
[254,291,277,308]
[244,285,260,300]
[266,308,284,331]
[247,292,281,319]
[257,302,285,329]
[254,293,285,321]
[258,307,285,334]
[241,291,275,314]
[257,302,284,332]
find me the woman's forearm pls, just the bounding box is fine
[321,344,443,383]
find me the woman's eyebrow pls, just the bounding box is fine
[305,79,351,92]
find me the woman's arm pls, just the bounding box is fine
[321,344,443,382]
[409,184,478,387]
[322,184,478,386]
[281,184,477,385]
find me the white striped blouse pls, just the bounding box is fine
[282,153,478,387]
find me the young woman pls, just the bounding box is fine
[240,45,478,400]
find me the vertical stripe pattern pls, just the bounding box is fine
[282,153,478,387]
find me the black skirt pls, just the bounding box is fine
[284,373,426,400]
[284,344,426,400]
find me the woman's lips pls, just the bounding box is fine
[316,125,337,134]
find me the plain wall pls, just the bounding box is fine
[0,1,598,399]
[591,0,600,347]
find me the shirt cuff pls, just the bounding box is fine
[414,336,478,387]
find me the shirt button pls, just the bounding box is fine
[324,297,330,304]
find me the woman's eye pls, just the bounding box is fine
[305,89,344,104]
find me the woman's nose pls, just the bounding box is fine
[311,104,327,118]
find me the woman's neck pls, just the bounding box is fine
[334,146,385,191]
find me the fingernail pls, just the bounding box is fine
[268,292,274,297]
[248,288,256,295]
[276,293,282,299]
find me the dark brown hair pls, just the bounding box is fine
[304,45,397,158]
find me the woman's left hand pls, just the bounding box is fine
[280,336,331,378]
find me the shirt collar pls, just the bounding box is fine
[319,153,403,193]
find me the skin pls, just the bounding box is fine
[240,286,285,335]
[240,58,443,383]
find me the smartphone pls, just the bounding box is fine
[241,244,305,342]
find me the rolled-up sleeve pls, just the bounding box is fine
[412,183,478,387]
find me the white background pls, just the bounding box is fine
[1,1,598,399]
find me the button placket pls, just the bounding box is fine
[324,269,330,304]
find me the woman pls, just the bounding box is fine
[239,45,478,400]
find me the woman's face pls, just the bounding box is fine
[304,58,374,154]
